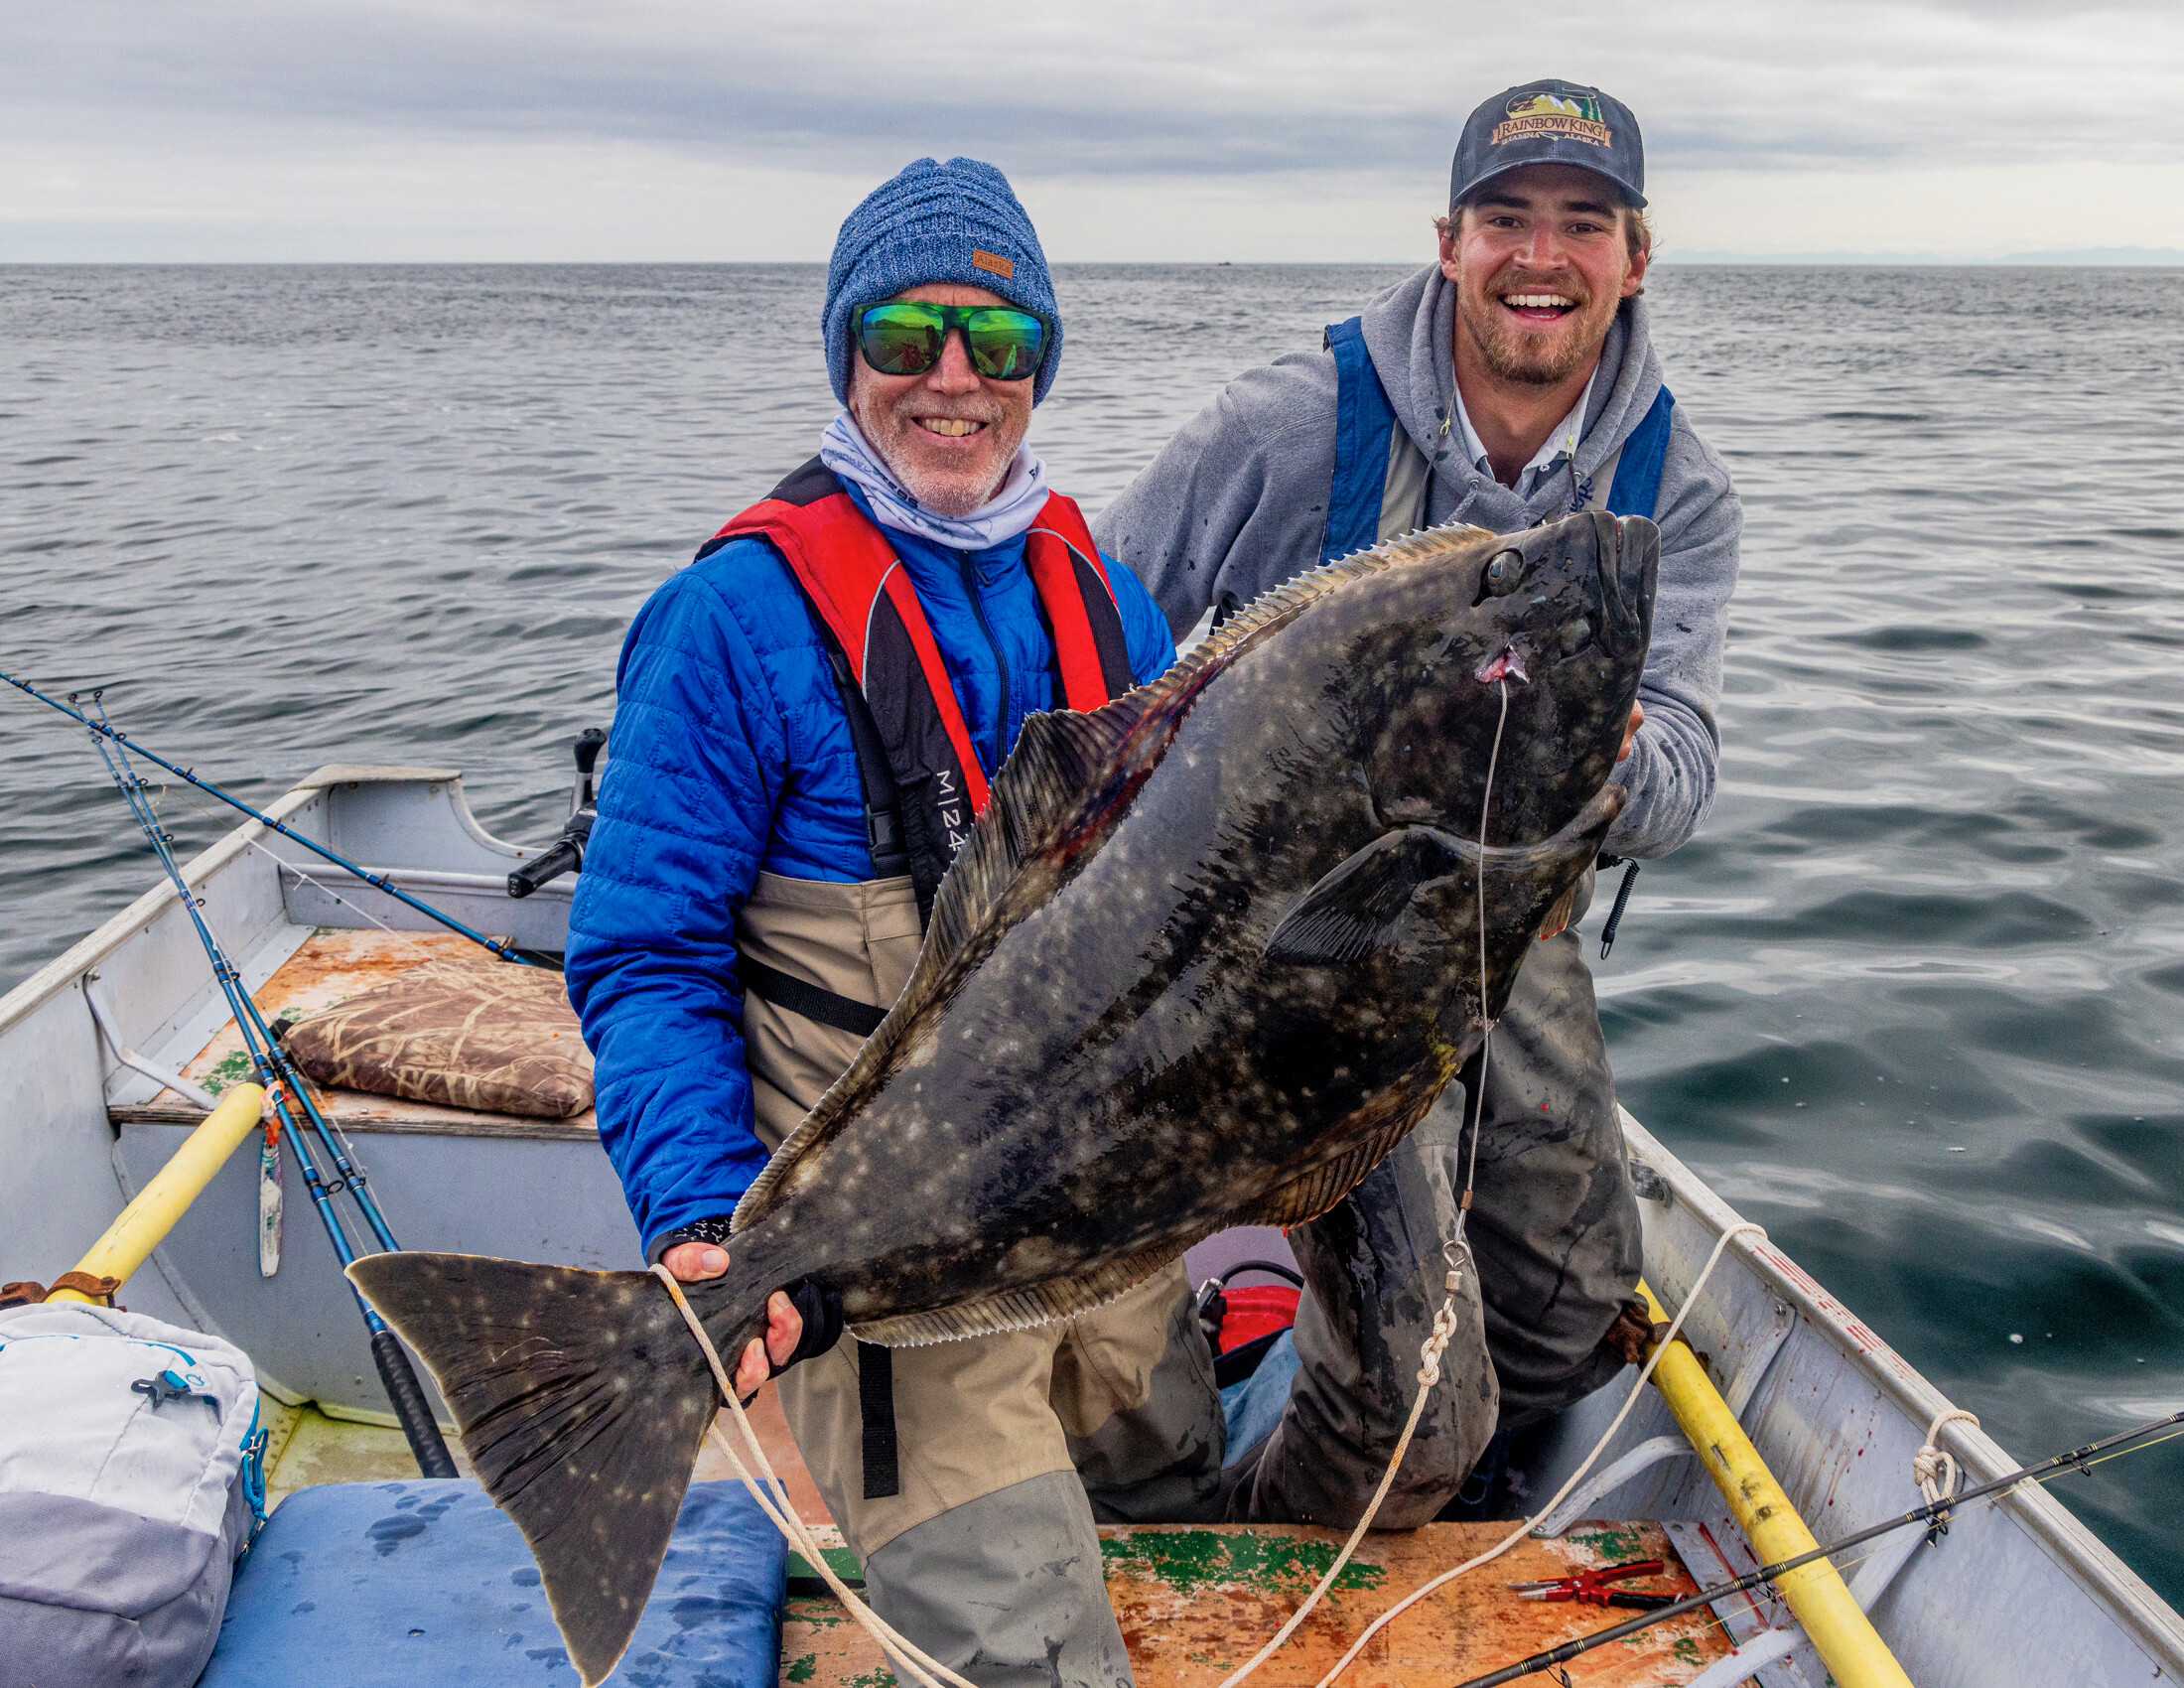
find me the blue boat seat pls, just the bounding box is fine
[199,1478,786,1687]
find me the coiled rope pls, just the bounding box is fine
[1913,1407,1981,1522]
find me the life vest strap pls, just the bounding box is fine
[705,461,1131,926]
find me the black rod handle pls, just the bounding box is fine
[371,1327,459,1477]
[507,836,582,899]
[507,805,593,899]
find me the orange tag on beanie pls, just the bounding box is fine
[971,248,1015,280]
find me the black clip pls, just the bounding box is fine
[1597,857,1641,958]
[133,1368,218,1414]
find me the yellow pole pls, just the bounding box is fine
[1636,1278,1915,1688]
[47,1083,267,1303]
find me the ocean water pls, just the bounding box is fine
[5,262,2183,1601]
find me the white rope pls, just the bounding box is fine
[648,1265,983,1688]
[1210,1246,1472,1688]
[1913,1408,1981,1516]
[1308,1219,1769,1688]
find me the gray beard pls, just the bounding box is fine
[886,450,1009,518]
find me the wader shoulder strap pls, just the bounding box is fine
[1605,386,1675,519]
[1320,316,1402,566]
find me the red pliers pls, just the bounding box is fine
[1507,1558,1678,1610]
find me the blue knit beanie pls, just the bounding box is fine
[824,157,1063,406]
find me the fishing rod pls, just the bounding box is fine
[77,692,458,1478]
[2,668,531,966]
[1450,1405,2184,1687]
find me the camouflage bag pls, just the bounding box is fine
[281,958,594,1119]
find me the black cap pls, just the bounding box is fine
[1449,79,1646,211]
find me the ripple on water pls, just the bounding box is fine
[5,261,2184,1603]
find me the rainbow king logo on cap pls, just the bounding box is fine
[1492,88,1612,148]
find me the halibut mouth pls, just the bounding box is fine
[1475,645,1529,685]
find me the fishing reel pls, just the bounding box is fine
[507,728,606,900]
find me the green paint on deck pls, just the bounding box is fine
[1672,1636,1703,1667]
[202,1050,254,1096]
[846,1670,896,1688]
[786,1656,818,1683]
[1099,1530,1386,1595]
[1567,1525,1647,1566]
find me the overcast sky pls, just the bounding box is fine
[6,1,2181,263]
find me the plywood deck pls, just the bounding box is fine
[108,926,599,1140]
[260,1388,1728,1686]
[783,1521,1733,1688]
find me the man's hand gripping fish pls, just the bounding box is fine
[350,508,1659,1685]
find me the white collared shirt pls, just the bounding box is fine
[1451,367,1596,498]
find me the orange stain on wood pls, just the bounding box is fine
[781,1521,1732,1688]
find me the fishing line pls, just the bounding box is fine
[1443,1405,2184,1688]
[1,668,531,965]
[1196,670,1526,1688]
[172,785,450,1183]
[1302,672,1764,1688]
[642,667,1529,1688]
[1458,677,1511,1239]
[172,788,448,969]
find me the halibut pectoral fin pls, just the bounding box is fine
[850,1242,1185,1346]
[1265,827,1469,964]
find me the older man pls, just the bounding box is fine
[1096,79,1742,1509]
[566,158,1176,1688]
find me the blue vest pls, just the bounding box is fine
[1319,315,1675,567]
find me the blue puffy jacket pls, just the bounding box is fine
[565,483,1177,1254]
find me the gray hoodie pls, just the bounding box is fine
[1093,264,1741,860]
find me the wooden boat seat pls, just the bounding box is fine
[107,927,600,1142]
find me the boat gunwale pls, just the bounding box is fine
[0,763,506,1046]
[1624,1108,2184,1662]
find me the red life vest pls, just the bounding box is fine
[701,458,1134,914]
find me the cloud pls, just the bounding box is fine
[4,0,2182,259]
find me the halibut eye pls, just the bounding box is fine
[1562,619,1591,653]
[1483,550,1524,596]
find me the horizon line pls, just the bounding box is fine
[3,252,2183,268]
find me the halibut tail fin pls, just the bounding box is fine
[348,1251,761,1687]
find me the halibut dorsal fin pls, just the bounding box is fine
[849,1242,1184,1347]
[854,1097,1443,1347]
[1225,1111,1425,1231]
[734,521,1497,1232]
[922,704,1144,967]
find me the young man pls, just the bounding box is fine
[1096,80,1742,1493]
[565,158,1177,1688]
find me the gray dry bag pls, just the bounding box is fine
[0,1303,267,1686]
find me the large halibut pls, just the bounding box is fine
[352,507,1659,1684]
